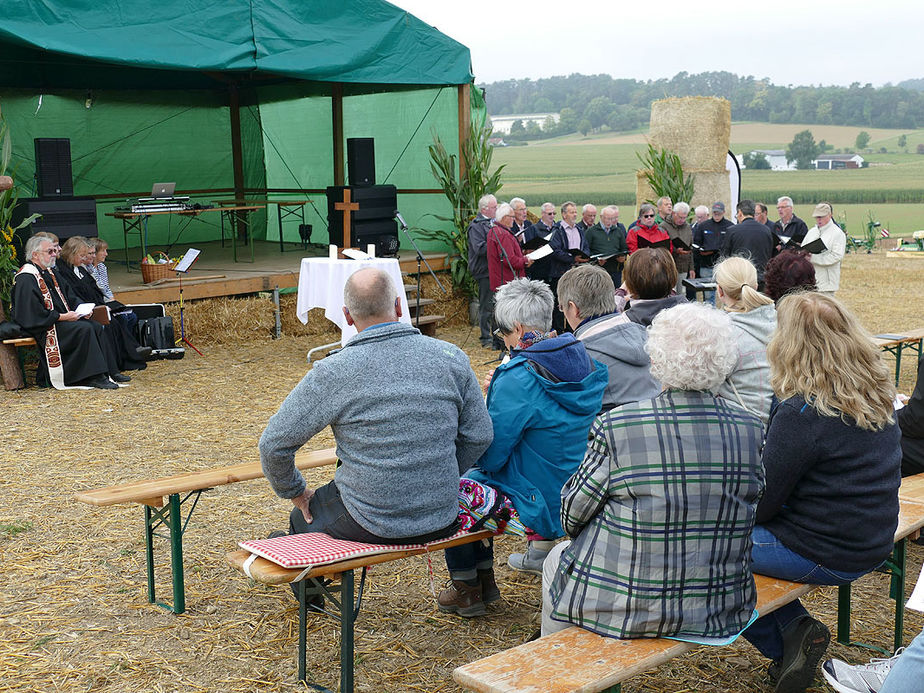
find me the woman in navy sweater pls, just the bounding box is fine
[742,292,901,693]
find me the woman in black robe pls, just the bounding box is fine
[57,237,148,371]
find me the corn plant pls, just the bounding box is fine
[417,124,504,298]
[636,144,696,208]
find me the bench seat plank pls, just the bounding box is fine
[453,575,814,693]
[1,337,36,346]
[75,447,337,507]
[227,529,495,585]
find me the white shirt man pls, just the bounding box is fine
[801,203,846,296]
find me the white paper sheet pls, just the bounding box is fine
[341,248,371,260]
[906,563,924,613]
[75,303,94,317]
[526,244,553,261]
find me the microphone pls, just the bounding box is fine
[394,210,408,229]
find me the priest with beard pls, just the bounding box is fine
[56,236,149,372]
[11,236,121,389]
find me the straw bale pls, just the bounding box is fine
[649,97,731,172]
[687,168,732,210]
[635,170,657,211]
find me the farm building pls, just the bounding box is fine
[739,149,796,171]
[815,154,865,169]
[490,112,559,134]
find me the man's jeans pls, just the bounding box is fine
[742,525,868,660]
[289,480,456,545]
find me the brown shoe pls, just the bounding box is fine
[478,569,501,604]
[437,579,486,617]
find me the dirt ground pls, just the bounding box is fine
[1,251,922,692]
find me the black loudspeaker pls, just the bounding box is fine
[10,197,98,257]
[34,138,74,197]
[327,184,400,257]
[347,137,375,186]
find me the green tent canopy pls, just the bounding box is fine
[0,0,480,253]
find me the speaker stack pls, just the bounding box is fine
[328,138,400,257]
[11,138,97,256]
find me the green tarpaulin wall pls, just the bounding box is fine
[0,0,484,255]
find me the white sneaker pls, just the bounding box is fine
[821,649,904,693]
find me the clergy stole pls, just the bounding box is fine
[15,264,84,390]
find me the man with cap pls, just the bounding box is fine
[801,203,846,296]
[692,201,733,303]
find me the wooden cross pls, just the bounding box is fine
[334,188,360,251]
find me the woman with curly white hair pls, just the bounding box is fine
[542,302,765,642]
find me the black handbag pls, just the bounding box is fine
[0,320,26,340]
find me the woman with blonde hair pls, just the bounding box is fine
[713,256,776,424]
[741,292,901,693]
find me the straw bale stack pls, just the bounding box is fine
[686,169,732,209]
[649,97,731,172]
[636,97,732,211]
[635,171,656,211]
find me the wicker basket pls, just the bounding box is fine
[140,252,177,284]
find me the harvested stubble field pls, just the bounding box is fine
[1,252,923,692]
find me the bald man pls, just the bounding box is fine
[260,267,493,549]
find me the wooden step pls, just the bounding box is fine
[404,284,418,294]
[411,314,444,337]
[407,297,436,315]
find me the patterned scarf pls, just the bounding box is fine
[15,263,74,389]
[514,329,556,351]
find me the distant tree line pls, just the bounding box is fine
[483,72,924,138]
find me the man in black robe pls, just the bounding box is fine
[11,236,120,389]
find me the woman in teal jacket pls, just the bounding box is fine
[437,278,607,618]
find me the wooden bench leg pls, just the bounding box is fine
[143,491,200,614]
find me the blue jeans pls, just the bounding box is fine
[881,626,924,693]
[444,537,494,582]
[742,525,869,660]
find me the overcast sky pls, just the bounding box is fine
[395,0,921,88]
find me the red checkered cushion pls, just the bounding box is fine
[239,530,469,569]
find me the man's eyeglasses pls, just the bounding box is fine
[642,214,655,218]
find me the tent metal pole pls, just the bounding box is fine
[228,85,247,242]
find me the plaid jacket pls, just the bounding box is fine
[548,390,765,639]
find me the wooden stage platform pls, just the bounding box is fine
[109,240,449,304]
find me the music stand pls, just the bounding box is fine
[174,248,203,355]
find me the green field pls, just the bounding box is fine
[492,123,924,234]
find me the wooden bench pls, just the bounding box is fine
[453,481,924,693]
[75,447,338,613]
[227,528,496,693]
[873,328,924,386]
[2,336,36,347]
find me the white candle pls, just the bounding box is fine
[367,244,376,257]
[328,244,338,260]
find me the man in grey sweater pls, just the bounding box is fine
[259,268,493,544]
[556,264,660,413]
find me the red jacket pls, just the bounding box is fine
[487,223,528,291]
[626,223,672,254]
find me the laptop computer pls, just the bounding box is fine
[151,182,176,199]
